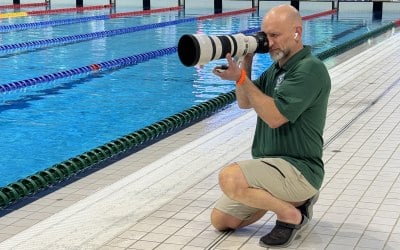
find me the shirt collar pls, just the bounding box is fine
[273,45,312,71]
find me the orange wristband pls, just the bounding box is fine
[236,69,246,86]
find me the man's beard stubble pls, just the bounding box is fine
[270,50,285,62]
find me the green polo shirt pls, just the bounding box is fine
[252,46,331,189]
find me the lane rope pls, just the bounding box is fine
[0,8,255,53]
[0,6,183,32]
[0,47,177,93]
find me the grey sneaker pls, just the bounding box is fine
[297,192,319,220]
[259,215,309,248]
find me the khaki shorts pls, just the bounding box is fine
[214,157,318,220]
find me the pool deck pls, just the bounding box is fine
[1,29,400,249]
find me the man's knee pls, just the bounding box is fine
[211,208,243,231]
[218,163,237,185]
[218,163,247,200]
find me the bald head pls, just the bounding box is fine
[263,4,302,32]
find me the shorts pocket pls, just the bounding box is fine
[261,160,286,178]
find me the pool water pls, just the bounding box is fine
[0,1,399,186]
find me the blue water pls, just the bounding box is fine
[0,2,398,186]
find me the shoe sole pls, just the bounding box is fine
[306,192,319,220]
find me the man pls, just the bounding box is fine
[211,4,331,248]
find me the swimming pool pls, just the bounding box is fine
[0,1,399,189]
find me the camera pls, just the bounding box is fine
[177,32,269,67]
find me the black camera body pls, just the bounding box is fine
[178,32,269,67]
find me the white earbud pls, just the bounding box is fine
[294,32,298,39]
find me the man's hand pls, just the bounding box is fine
[212,53,242,82]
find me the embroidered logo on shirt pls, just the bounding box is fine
[275,73,285,91]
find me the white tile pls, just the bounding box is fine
[183,221,210,230]
[129,240,160,249]
[187,237,214,248]
[174,227,204,237]
[164,235,193,245]
[106,237,136,248]
[162,218,189,228]
[129,222,158,233]
[356,238,386,249]
[118,230,147,240]
[141,232,171,243]
[196,229,223,239]
[172,212,199,220]
[369,217,398,227]
[362,230,389,241]
[330,235,359,247]
[138,216,167,226]
[181,246,205,250]
[152,225,180,235]
[159,204,185,212]
[310,224,339,236]
[155,242,184,249]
